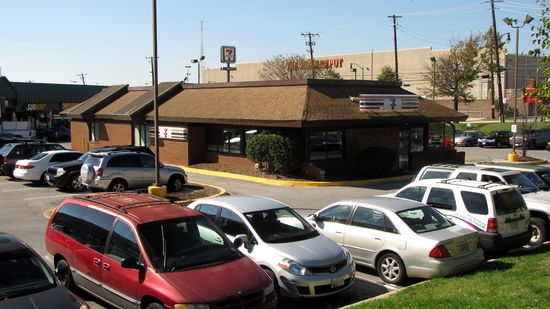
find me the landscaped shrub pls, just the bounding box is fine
[358,147,397,178]
[246,134,300,175]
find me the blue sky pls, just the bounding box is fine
[0,0,544,86]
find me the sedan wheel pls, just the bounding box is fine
[377,253,407,285]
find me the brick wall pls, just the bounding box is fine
[435,99,495,119]
[70,120,88,152]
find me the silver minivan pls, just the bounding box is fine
[188,196,356,298]
[80,151,187,192]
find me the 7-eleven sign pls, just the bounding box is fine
[221,46,236,63]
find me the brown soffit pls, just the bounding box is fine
[66,84,128,119]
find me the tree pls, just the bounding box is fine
[376,66,401,82]
[258,54,340,80]
[530,0,549,100]
[478,27,508,119]
[423,35,482,111]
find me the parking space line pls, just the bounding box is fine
[3,188,43,192]
[25,194,75,200]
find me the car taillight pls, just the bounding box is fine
[96,168,103,177]
[429,244,451,258]
[2,157,6,165]
[487,218,498,233]
[16,165,34,170]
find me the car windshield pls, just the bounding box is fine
[0,144,14,156]
[0,249,57,299]
[503,173,539,194]
[30,153,48,161]
[396,206,453,233]
[138,216,241,273]
[244,207,319,243]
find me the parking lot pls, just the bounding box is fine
[2,145,549,308]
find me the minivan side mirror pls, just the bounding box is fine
[233,234,249,248]
[121,258,146,272]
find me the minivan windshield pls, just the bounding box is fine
[244,207,319,243]
[138,216,241,272]
[397,206,453,233]
[0,249,57,299]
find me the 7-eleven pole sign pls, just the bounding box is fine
[221,46,236,63]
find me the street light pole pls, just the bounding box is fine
[503,14,534,157]
[191,55,205,84]
[151,0,161,189]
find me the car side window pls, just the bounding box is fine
[51,203,86,240]
[481,174,503,184]
[51,153,74,162]
[317,205,353,224]
[219,208,248,236]
[106,220,140,262]
[350,207,388,232]
[141,155,155,168]
[396,186,426,202]
[461,191,488,215]
[456,172,477,180]
[427,188,456,210]
[80,208,116,252]
[196,204,220,222]
[107,155,140,168]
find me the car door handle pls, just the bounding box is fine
[374,237,382,241]
[335,231,343,234]
[103,263,110,270]
[93,258,101,266]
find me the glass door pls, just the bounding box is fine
[398,130,410,170]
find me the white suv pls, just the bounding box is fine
[393,179,532,255]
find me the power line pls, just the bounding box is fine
[76,73,87,85]
[301,32,319,78]
[401,4,484,16]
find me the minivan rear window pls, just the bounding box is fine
[492,190,527,215]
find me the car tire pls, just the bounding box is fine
[67,174,83,191]
[145,302,165,309]
[377,253,407,285]
[465,140,472,147]
[496,142,502,148]
[56,259,74,290]
[168,175,185,192]
[109,179,127,192]
[41,172,48,185]
[529,217,547,246]
[263,268,280,296]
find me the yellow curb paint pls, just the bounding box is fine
[180,166,413,187]
[496,159,547,165]
[174,182,227,205]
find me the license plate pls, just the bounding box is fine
[510,221,518,230]
[331,278,345,288]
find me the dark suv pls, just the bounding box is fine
[45,192,276,309]
[47,145,153,191]
[0,232,88,308]
[477,131,512,148]
[0,142,65,177]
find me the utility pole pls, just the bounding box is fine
[488,0,505,123]
[301,32,319,79]
[77,73,87,85]
[388,15,402,81]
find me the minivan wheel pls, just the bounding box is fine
[529,218,547,246]
[67,174,83,191]
[109,180,127,192]
[168,175,185,192]
[377,253,407,285]
[145,302,165,309]
[56,259,73,289]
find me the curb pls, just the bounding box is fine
[173,182,227,205]
[340,279,429,308]
[493,159,548,165]
[181,166,414,187]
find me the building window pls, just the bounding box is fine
[309,130,343,161]
[206,127,250,155]
[133,124,150,146]
[410,127,424,152]
[89,121,100,142]
[428,123,453,149]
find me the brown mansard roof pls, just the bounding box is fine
[64,85,128,119]
[95,88,149,119]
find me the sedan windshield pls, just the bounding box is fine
[397,206,453,233]
[0,249,57,299]
[30,152,48,161]
[244,207,319,243]
[138,216,241,272]
[503,174,539,194]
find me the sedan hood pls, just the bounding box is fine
[161,256,269,304]
[268,234,346,267]
[0,285,82,309]
[50,160,82,170]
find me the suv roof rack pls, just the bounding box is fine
[439,178,505,189]
[428,163,474,168]
[77,192,172,213]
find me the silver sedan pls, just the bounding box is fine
[308,196,484,285]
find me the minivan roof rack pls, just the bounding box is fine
[77,192,172,213]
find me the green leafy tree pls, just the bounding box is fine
[530,0,550,100]
[376,66,401,82]
[423,35,482,111]
[258,54,340,80]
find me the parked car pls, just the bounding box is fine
[13,150,82,184]
[510,128,550,149]
[47,145,153,191]
[79,151,187,192]
[0,142,65,177]
[455,130,485,147]
[48,126,71,141]
[393,179,532,255]
[45,192,277,309]
[0,232,89,309]
[477,131,512,148]
[474,162,550,191]
[308,197,484,285]
[188,196,356,298]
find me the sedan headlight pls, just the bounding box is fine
[174,305,210,309]
[56,168,66,177]
[278,258,311,276]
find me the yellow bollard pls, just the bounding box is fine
[508,153,519,162]
[148,185,167,198]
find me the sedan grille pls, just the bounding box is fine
[309,259,347,274]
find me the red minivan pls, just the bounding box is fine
[45,192,276,309]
